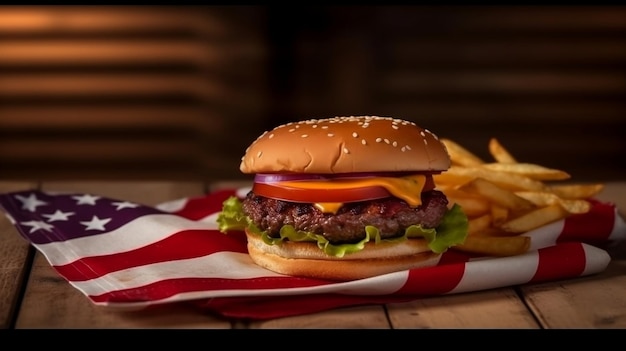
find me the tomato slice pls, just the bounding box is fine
[252,182,392,203]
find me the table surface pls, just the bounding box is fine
[1,180,625,329]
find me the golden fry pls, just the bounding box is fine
[454,236,530,256]
[488,137,517,164]
[479,162,570,181]
[445,166,546,191]
[441,138,484,167]
[468,214,492,236]
[547,183,605,200]
[449,197,491,217]
[458,178,535,211]
[515,191,591,214]
[499,204,568,233]
[490,205,509,227]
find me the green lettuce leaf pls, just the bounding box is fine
[216,196,469,257]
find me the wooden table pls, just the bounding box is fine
[1,180,625,329]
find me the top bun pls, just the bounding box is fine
[240,115,450,174]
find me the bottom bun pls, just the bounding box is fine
[245,229,442,281]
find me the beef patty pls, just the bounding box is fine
[241,190,449,244]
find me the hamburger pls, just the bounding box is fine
[217,115,468,281]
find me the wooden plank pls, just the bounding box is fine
[0,6,225,35]
[38,180,208,207]
[0,40,222,66]
[0,106,219,131]
[521,258,626,328]
[0,138,200,162]
[594,182,626,217]
[375,6,626,31]
[208,180,252,192]
[327,100,626,124]
[384,38,626,65]
[380,71,626,95]
[0,181,38,329]
[13,181,235,328]
[246,305,391,329]
[0,73,224,100]
[519,182,626,328]
[0,39,265,67]
[387,289,539,328]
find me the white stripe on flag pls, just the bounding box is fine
[449,251,539,294]
[69,251,285,296]
[155,198,188,213]
[581,244,611,276]
[523,220,565,251]
[37,214,217,266]
[197,212,221,225]
[609,209,626,241]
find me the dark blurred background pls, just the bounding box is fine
[1,5,624,182]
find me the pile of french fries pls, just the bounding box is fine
[436,138,605,257]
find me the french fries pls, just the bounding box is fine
[455,236,531,257]
[441,139,485,167]
[488,137,517,164]
[436,137,604,257]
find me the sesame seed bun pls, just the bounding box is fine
[240,115,450,174]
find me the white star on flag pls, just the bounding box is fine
[42,210,75,222]
[72,194,101,205]
[112,201,139,210]
[21,220,54,233]
[80,216,112,231]
[15,194,47,212]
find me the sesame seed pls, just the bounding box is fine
[328,133,334,137]
[289,128,295,132]
[392,141,397,147]
[352,132,358,138]
[406,145,412,150]
[401,146,406,152]
[343,147,350,154]
[257,151,262,158]
[384,138,390,144]
[376,138,382,143]
[268,133,274,139]
[392,125,399,130]
[301,134,308,138]
[361,139,367,145]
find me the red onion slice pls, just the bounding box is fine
[254,171,420,184]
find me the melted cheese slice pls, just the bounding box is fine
[281,174,427,214]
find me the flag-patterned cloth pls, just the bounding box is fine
[1,187,625,320]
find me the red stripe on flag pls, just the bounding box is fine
[561,200,616,247]
[89,276,333,303]
[440,249,473,264]
[395,262,466,295]
[54,229,248,281]
[531,242,586,283]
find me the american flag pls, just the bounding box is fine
[0,188,625,320]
